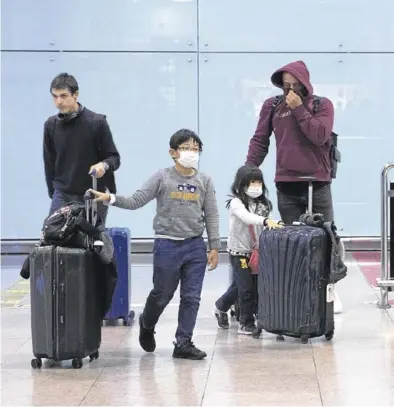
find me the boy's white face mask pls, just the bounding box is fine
[245,186,262,198]
[177,151,199,169]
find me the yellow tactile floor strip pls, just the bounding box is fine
[1,278,30,309]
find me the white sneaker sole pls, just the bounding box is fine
[238,327,254,335]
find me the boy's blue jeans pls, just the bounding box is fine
[142,236,207,345]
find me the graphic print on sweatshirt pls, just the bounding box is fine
[169,183,200,204]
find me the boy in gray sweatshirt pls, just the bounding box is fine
[89,129,220,360]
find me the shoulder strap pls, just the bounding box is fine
[269,95,283,130]
[312,96,322,113]
[248,224,258,248]
[311,96,338,142]
[272,95,283,112]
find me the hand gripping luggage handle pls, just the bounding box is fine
[298,176,316,214]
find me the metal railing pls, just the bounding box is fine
[0,236,385,256]
[377,163,394,308]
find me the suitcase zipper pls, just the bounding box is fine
[55,248,66,360]
[52,246,57,360]
[58,262,66,339]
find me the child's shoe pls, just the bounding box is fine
[213,307,229,329]
[139,314,156,352]
[172,341,207,360]
[238,324,256,335]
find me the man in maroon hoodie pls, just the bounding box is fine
[246,61,335,224]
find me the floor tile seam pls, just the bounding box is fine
[311,343,324,407]
[200,330,219,406]
[78,324,132,405]
[2,337,30,365]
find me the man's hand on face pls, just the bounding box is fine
[286,90,303,110]
[89,162,106,178]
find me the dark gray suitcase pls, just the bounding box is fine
[30,246,101,368]
[30,175,101,369]
[253,226,334,343]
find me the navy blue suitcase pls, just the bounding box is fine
[254,225,335,344]
[104,227,135,326]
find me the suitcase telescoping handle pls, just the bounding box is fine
[84,170,98,227]
[298,176,316,214]
[91,169,98,191]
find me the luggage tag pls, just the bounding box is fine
[326,283,334,303]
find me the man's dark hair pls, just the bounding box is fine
[169,129,203,152]
[50,73,79,95]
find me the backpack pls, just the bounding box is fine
[270,95,341,179]
[41,201,104,247]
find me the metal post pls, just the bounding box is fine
[91,175,98,227]
[298,176,316,214]
[391,182,394,287]
[308,181,313,214]
[377,163,394,308]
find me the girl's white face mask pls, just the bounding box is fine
[177,151,199,169]
[245,186,262,198]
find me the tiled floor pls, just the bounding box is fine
[2,253,394,406]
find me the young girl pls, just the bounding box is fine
[214,165,283,334]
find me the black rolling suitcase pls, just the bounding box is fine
[253,179,335,344]
[30,178,102,369]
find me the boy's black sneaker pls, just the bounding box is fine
[213,306,229,329]
[172,341,207,360]
[139,314,156,352]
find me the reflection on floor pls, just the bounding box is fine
[2,252,394,406]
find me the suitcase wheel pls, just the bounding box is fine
[31,358,42,369]
[276,335,285,341]
[72,358,83,369]
[300,335,309,344]
[89,351,99,362]
[325,330,334,341]
[123,310,135,326]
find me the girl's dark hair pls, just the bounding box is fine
[226,165,272,212]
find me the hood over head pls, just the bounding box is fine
[271,61,313,97]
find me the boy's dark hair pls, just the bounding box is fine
[169,129,203,152]
[50,73,79,95]
[226,165,273,212]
